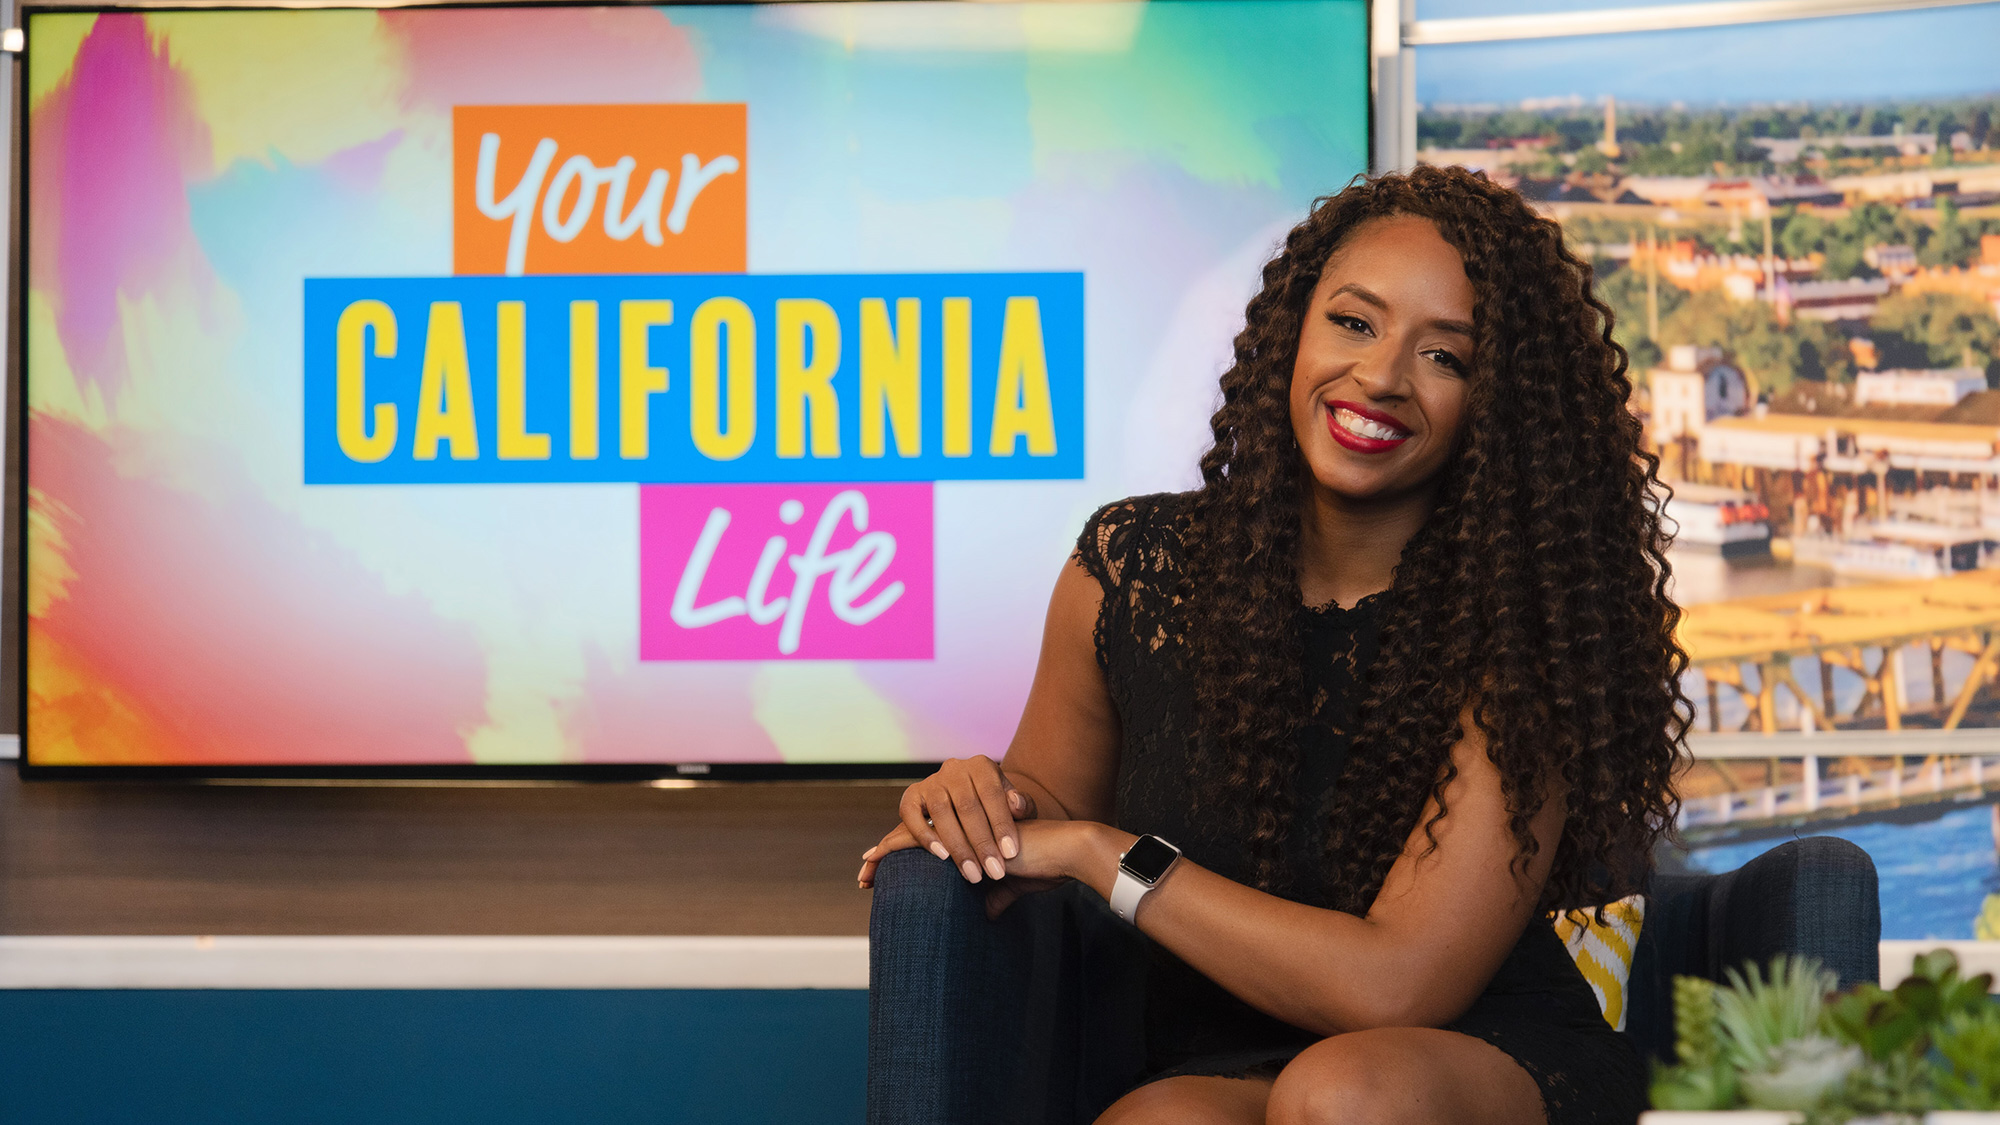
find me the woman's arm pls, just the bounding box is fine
[1012,717,1565,1035]
[990,557,1123,824]
[859,555,1120,887]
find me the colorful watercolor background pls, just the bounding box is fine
[24,3,1368,765]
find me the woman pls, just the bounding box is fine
[858,165,1688,1125]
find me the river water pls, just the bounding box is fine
[1687,802,1998,941]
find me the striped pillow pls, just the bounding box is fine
[1551,896,1646,1031]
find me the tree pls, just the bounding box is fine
[1772,202,1937,280]
[1572,145,1612,175]
[1872,291,2000,379]
[1921,198,1985,270]
[1657,289,1854,395]
[1419,117,1464,148]
[1778,209,1828,261]
[1592,259,1686,375]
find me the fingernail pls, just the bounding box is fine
[1001,836,1018,859]
[984,856,1006,880]
[961,860,982,883]
[861,848,875,859]
[930,842,950,861]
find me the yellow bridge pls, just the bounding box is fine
[1681,568,2000,733]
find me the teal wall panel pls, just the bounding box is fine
[0,989,866,1124]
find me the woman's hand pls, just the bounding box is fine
[862,815,1125,921]
[858,755,1039,889]
[980,819,1120,919]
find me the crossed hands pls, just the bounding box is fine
[857,755,1104,919]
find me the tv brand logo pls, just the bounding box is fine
[453,104,747,277]
[639,484,933,661]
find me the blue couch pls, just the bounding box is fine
[866,836,1880,1125]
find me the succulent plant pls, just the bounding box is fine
[1934,1005,2000,1111]
[1816,1051,1934,1124]
[1675,974,1723,1069]
[1716,956,1840,1077]
[1650,974,1740,1111]
[1825,982,1927,1061]
[1740,1036,1863,1110]
[1649,947,1999,1122]
[1650,1058,1741,1112]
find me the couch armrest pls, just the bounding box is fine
[868,848,1030,1125]
[1705,835,1880,992]
[1627,836,1881,1062]
[867,849,1149,1125]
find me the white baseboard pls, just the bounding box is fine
[0,935,869,989]
[0,934,1989,992]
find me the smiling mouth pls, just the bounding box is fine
[1326,401,1412,453]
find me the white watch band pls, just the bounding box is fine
[1110,867,1152,922]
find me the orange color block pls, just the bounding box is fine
[453,104,747,277]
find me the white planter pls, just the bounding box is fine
[1927,1116,2000,1124]
[1640,1114,1801,1124]
[1640,1104,2000,1112]
[1640,1104,1800,1112]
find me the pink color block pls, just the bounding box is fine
[640,484,934,661]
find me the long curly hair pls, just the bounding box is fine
[1183,164,1690,915]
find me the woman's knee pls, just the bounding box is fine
[1265,1034,1430,1125]
[1094,1075,1269,1125]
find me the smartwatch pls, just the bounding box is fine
[1109,834,1182,922]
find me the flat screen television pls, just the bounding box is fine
[19,0,1370,776]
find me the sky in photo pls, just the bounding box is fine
[1416,1,2000,107]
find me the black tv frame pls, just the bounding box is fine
[11,0,1376,781]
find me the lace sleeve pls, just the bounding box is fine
[1073,493,1189,683]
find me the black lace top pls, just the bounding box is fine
[1074,493,1646,1124]
[1077,491,1378,908]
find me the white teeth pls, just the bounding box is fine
[1333,407,1407,442]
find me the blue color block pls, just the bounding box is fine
[303,273,1086,484]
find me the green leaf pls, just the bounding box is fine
[1913,948,1963,985]
[1652,1059,1740,1111]
[1934,1005,2000,1110]
[1825,985,1927,1061]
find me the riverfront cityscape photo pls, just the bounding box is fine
[1419,3,2000,937]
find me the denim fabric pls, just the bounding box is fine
[1626,836,1882,1063]
[870,837,1882,1120]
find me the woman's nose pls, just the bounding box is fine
[1348,350,1411,400]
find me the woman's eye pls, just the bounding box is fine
[1425,349,1466,373]
[1329,313,1371,334]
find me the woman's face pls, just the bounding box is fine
[1288,214,1476,506]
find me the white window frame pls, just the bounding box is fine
[1373,0,1998,172]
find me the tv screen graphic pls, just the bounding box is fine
[22,2,1369,770]
[1419,2,2000,939]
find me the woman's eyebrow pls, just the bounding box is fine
[1328,282,1387,309]
[1329,283,1474,338]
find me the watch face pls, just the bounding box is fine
[1121,835,1180,883]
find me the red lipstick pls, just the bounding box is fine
[1325,400,1412,454]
